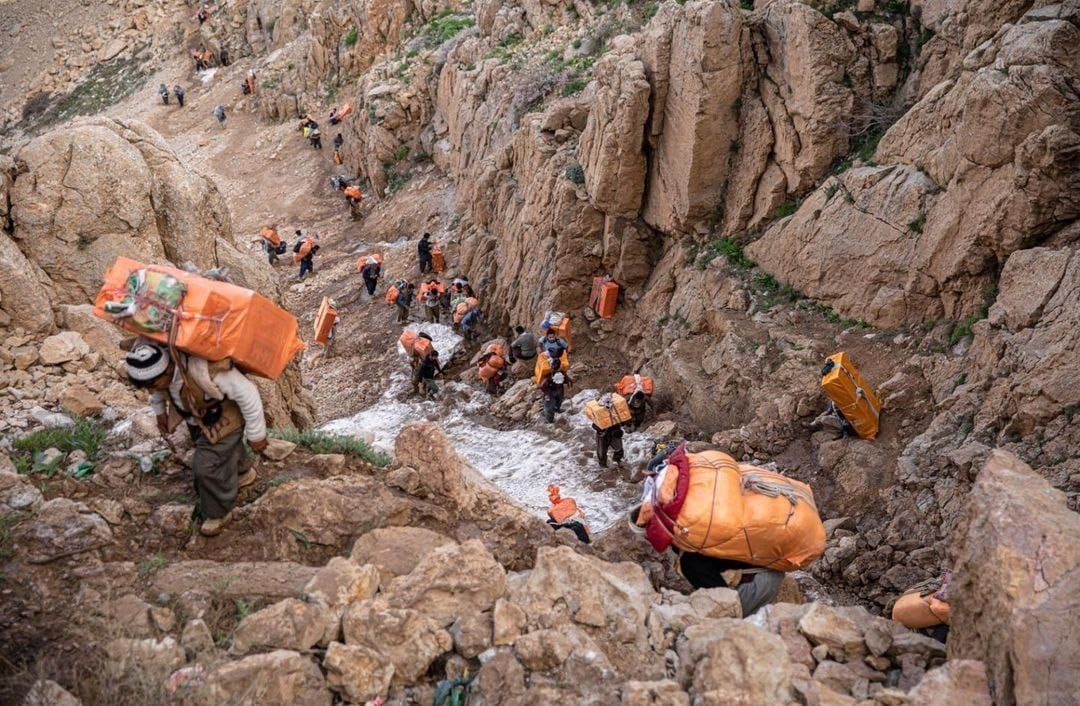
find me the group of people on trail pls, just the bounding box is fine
[191,45,225,72]
[159,83,186,107]
[299,115,322,150]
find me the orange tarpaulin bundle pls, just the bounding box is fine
[333,103,354,122]
[641,448,825,572]
[294,237,315,262]
[532,351,569,385]
[313,297,337,345]
[93,257,304,379]
[616,374,654,397]
[583,394,632,430]
[454,296,479,324]
[478,353,506,381]
[431,245,445,274]
[547,485,588,526]
[590,276,619,318]
[258,226,281,247]
[420,281,446,297]
[385,284,399,305]
[892,592,951,629]
[355,253,383,272]
[821,352,882,440]
[399,331,433,358]
[343,186,362,201]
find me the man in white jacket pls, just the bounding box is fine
[126,342,268,536]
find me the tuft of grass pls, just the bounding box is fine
[233,598,253,620]
[752,272,804,310]
[705,238,754,270]
[948,316,980,344]
[908,213,925,234]
[423,12,475,48]
[77,233,93,250]
[343,27,359,46]
[774,198,800,219]
[12,418,108,470]
[562,76,588,96]
[393,144,409,161]
[564,163,586,184]
[824,184,839,200]
[260,79,276,89]
[138,554,167,578]
[644,2,659,19]
[269,429,390,466]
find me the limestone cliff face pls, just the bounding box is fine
[1,117,315,428]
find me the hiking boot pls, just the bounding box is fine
[238,468,257,488]
[199,511,233,537]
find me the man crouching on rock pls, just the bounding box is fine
[125,342,269,536]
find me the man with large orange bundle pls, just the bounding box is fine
[125,342,269,537]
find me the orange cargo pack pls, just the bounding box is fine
[385,285,399,305]
[399,331,433,358]
[544,311,572,350]
[93,257,304,379]
[432,245,445,274]
[590,276,619,318]
[478,353,506,381]
[892,592,951,629]
[333,103,354,121]
[532,351,569,384]
[583,394,632,430]
[821,352,882,440]
[258,226,281,247]
[547,485,587,526]
[355,253,383,271]
[616,374,654,397]
[643,449,825,572]
[314,297,337,345]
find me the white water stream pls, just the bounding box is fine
[321,323,657,529]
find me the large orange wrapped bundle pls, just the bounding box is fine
[616,374,654,397]
[432,245,445,273]
[355,253,383,271]
[583,394,632,429]
[478,354,506,381]
[258,226,281,246]
[399,330,433,358]
[93,257,304,379]
[892,592,951,629]
[453,297,479,324]
[532,351,569,384]
[314,297,337,345]
[385,284,400,305]
[821,352,882,440]
[641,447,825,572]
[547,485,588,526]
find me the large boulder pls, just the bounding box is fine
[201,650,331,706]
[946,450,1080,706]
[230,598,327,655]
[7,118,233,305]
[342,601,452,683]
[303,557,380,645]
[15,498,112,563]
[349,526,457,585]
[679,618,794,705]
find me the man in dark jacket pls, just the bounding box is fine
[417,233,433,274]
[594,421,625,467]
[360,257,381,297]
[540,371,571,423]
[173,84,185,107]
[417,350,441,398]
[293,231,319,280]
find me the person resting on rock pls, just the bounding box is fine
[125,341,268,536]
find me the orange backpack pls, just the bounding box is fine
[583,394,632,430]
[258,226,281,247]
[294,237,314,262]
[547,485,587,526]
[385,285,399,305]
[616,374,654,397]
[344,186,362,201]
[355,253,383,272]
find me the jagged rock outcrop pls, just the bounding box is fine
[947,450,1080,706]
[749,5,1080,326]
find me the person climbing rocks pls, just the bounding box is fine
[674,551,784,617]
[308,124,322,150]
[252,225,284,265]
[213,104,226,128]
[158,83,170,105]
[593,415,625,468]
[359,256,381,297]
[332,133,344,164]
[196,6,209,24]
[539,324,569,359]
[418,350,441,397]
[417,232,433,274]
[125,341,268,537]
[460,306,483,343]
[343,185,363,219]
[547,485,590,543]
[510,325,538,363]
[804,401,853,440]
[420,279,442,323]
[394,281,416,323]
[219,46,229,67]
[173,84,185,107]
[540,370,572,424]
[293,231,319,281]
[192,49,205,71]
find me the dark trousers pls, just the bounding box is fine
[190,427,247,519]
[596,426,624,466]
[543,391,564,423]
[299,257,314,278]
[419,254,432,274]
[177,94,184,107]
[396,303,410,323]
[363,275,377,295]
[424,304,440,323]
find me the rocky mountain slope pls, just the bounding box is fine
[0,0,1076,703]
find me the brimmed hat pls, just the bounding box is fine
[126,343,169,382]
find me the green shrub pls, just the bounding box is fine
[564,163,586,184]
[774,198,799,219]
[705,238,754,270]
[343,27,359,46]
[270,429,390,466]
[644,2,659,19]
[424,13,475,48]
[824,184,839,200]
[13,417,108,462]
[561,76,588,96]
[908,213,925,234]
[393,144,409,161]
